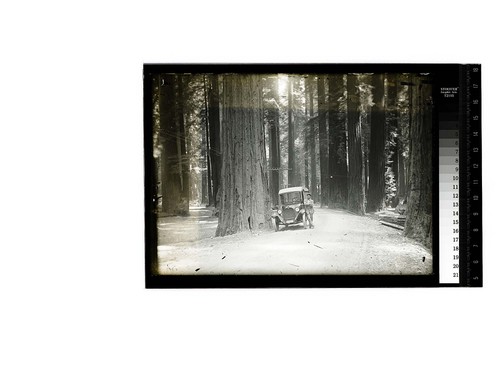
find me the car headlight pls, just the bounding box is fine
[295,207,300,212]
[278,210,282,214]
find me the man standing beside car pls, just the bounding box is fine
[304,193,314,229]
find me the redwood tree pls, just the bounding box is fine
[266,75,281,205]
[202,75,212,205]
[304,78,310,189]
[216,75,271,236]
[208,74,221,207]
[328,74,348,208]
[308,76,318,201]
[366,73,386,212]
[176,75,190,212]
[404,75,433,247]
[346,74,365,215]
[287,76,296,187]
[159,74,189,216]
[317,76,328,206]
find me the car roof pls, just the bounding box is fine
[279,186,309,194]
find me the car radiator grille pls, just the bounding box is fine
[283,208,295,221]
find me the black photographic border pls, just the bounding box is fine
[144,63,477,288]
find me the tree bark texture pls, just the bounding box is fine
[159,74,189,216]
[366,74,386,212]
[328,74,348,209]
[176,76,190,212]
[304,78,309,189]
[267,76,281,206]
[216,75,272,236]
[404,75,433,248]
[203,76,212,205]
[208,74,221,207]
[347,74,365,215]
[201,104,208,204]
[308,77,318,201]
[287,76,296,187]
[317,76,328,207]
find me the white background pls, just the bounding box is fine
[0,1,498,374]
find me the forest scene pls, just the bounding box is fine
[147,70,433,276]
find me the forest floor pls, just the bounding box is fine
[156,207,432,275]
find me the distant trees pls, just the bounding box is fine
[265,75,281,206]
[396,75,408,202]
[384,73,400,207]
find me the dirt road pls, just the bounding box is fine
[157,207,432,275]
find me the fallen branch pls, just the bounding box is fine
[380,221,404,231]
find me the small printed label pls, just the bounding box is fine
[441,87,459,98]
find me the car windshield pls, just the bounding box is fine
[280,191,302,205]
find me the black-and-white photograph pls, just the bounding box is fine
[145,68,433,280]
[4,0,499,373]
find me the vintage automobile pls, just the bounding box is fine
[271,186,310,231]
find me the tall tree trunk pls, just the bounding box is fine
[151,74,161,211]
[203,75,212,205]
[216,75,271,236]
[362,100,370,197]
[404,75,433,248]
[363,131,369,196]
[317,76,328,206]
[150,74,160,274]
[160,74,186,216]
[308,77,318,201]
[175,75,190,214]
[287,76,295,187]
[397,75,407,201]
[406,74,413,193]
[366,74,386,212]
[397,141,406,200]
[304,79,310,189]
[201,109,208,205]
[267,75,281,206]
[208,74,221,207]
[347,74,365,215]
[328,74,348,208]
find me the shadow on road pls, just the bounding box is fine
[157,206,218,244]
[156,207,432,276]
